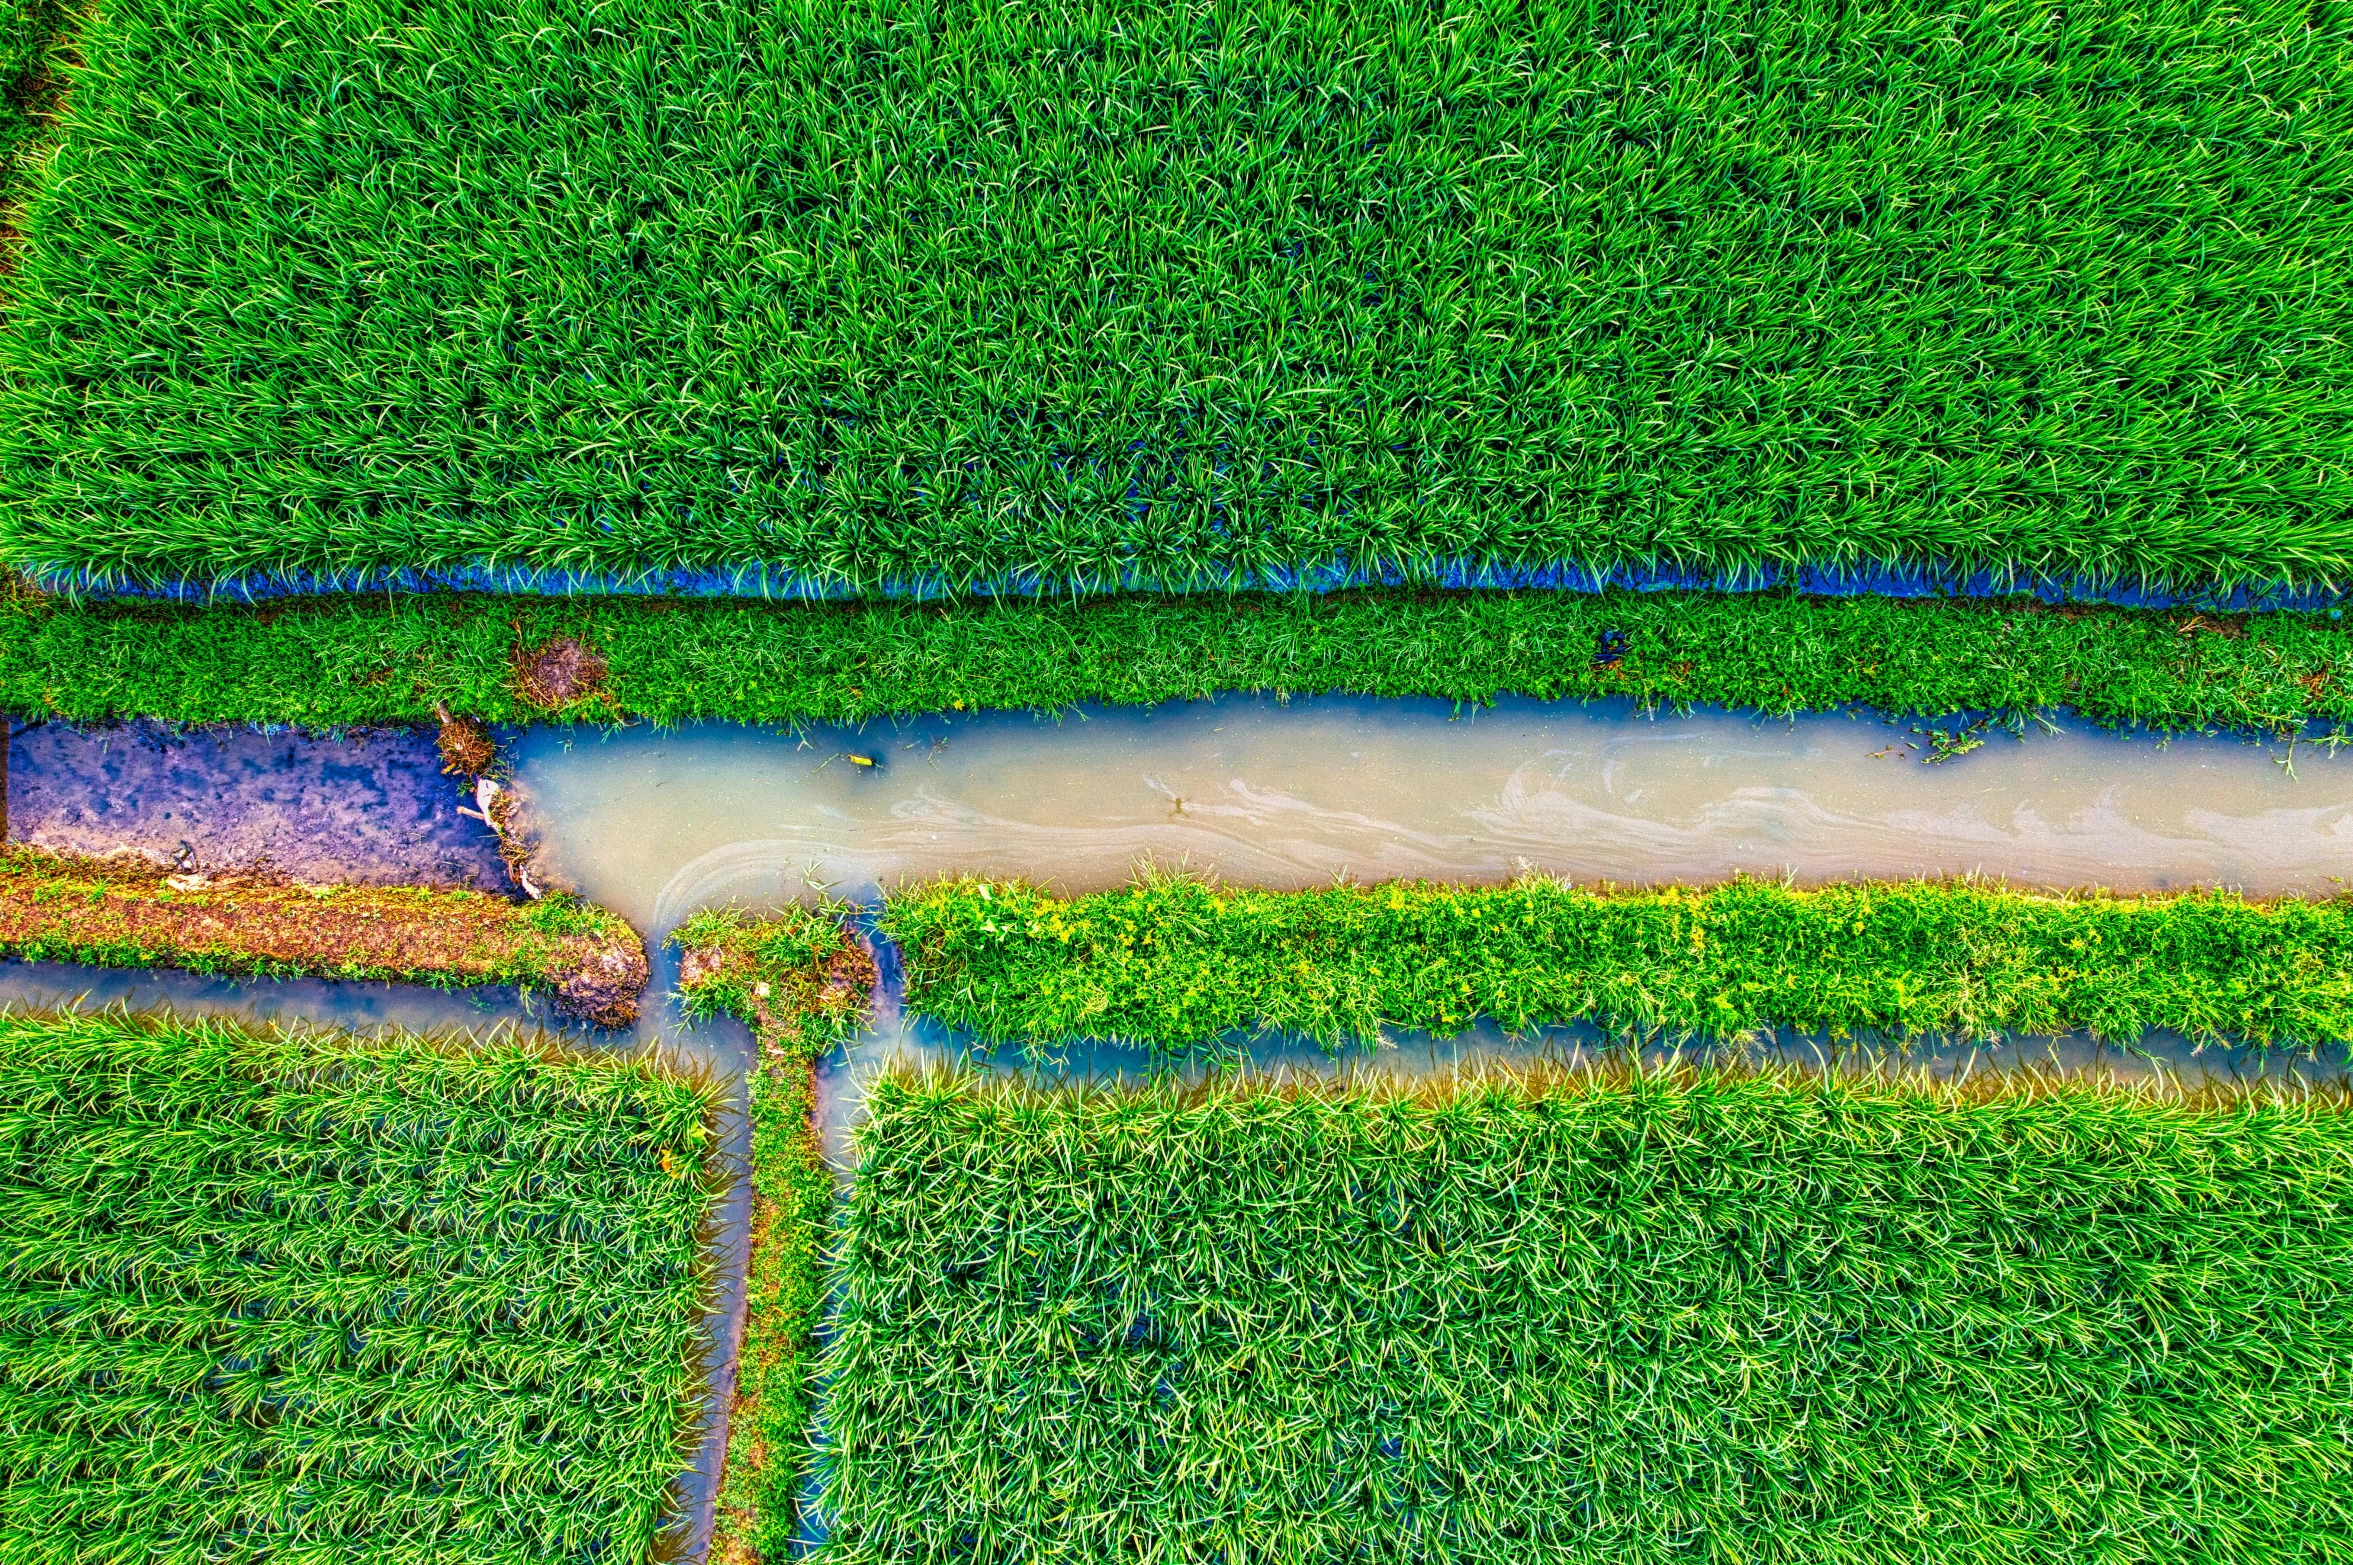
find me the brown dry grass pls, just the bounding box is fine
[0,844,648,1025]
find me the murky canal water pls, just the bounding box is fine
[508,697,2353,930]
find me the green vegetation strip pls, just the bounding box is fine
[0,843,650,1026]
[4,587,2351,735]
[4,0,2349,590]
[819,1067,2353,1562]
[672,907,874,1564]
[0,1008,721,1563]
[886,875,2353,1049]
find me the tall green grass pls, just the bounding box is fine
[0,1008,721,1563]
[818,1067,2353,1562]
[3,0,2349,590]
[5,586,2352,735]
[886,873,2353,1049]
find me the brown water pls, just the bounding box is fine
[505,697,2353,931]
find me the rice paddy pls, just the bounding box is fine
[886,873,2353,1050]
[0,1007,723,1563]
[3,0,2349,592]
[815,1066,2353,1563]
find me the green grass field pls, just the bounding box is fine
[817,1067,2353,1563]
[4,585,2352,736]
[3,0,2348,591]
[887,873,2353,1049]
[0,1009,720,1564]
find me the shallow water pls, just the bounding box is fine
[819,983,2353,1168]
[7,719,510,889]
[506,696,2353,932]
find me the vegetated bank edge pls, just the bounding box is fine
[672,905,876,1565]
[817,1065,2353,1562]
[0,1007,724,1564]
[885,873,2353,1052]
[0,841,650,1025]
[1,584,2349,738]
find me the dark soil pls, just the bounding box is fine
[512,634,609,709]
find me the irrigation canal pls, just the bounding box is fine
[8,695,2353,1560]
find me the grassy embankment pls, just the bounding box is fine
[0,0,2346,592]
[886,874,2353,1051]
[0,1008,722,1563]
[1,587,2350,737]
[0,842,649,1024]
[671,906,874,1565]
[818,1067,2353,1562]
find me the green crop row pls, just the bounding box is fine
[816,1066,2353,1562]
[884,873,2353,1050]
[671,907,876,1562]
[0,1008,721,1564]
[3,586,2351,735]
[3,0,2348,590]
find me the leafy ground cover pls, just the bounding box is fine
[671,906,874,1564]
[2,0,2348,592]
[0,843,649,1024]
[0,1007,722,1564]
[2,586,2349,736]
[816,1066,2353,1562]
[886,873,2353,1050]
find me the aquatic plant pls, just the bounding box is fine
[4,585,2352,738]
[0,1007,721,1562]
[0,842,649,1024]
[672,905,874,1563]
[885,872,2353,1050]
[2,0,2348,592]
[815,1064,2353,1562]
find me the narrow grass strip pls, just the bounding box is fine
[817,1066,2353,1563]
[4,586,2352,736]
[672,906,874,1564]
[885,873,2353,1050]
[0,1007,722,1564]
[0,842,649,1025]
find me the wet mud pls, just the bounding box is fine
[7,719,511,889]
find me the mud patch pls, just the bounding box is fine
[513,634,609,710]
[7,719,509,890]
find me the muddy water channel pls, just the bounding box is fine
[510,695,2353,926]
[11,695,2353,1561]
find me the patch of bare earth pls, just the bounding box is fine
[512,634,610,710]
[0,845,647,1026]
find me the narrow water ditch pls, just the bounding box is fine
[13,694,2353,1562]
[508,695,2353,927]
